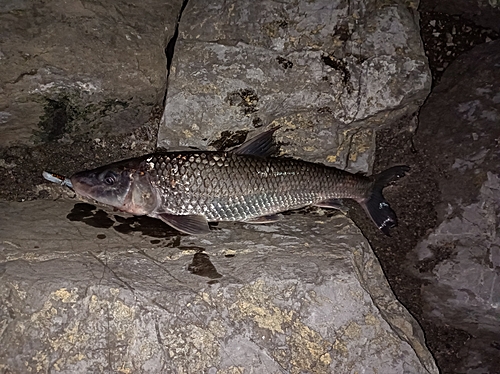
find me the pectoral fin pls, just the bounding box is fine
[158,213,211,235]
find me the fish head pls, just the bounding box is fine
[70,158,157,215]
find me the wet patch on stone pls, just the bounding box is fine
[147,236,182,249]
[34,96,76,143]
[187,252,222,280]
[113,215,180,238]
[67,203,114,228]
[67,202,180,239]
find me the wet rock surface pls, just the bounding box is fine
[0,200,437,373]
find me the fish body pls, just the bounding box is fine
[70,129,409,235]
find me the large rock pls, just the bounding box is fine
[0,0,184,201]
[0,199,438,373]
[0,0,181,147]
[411,40,500,373]
[158,0,431,173]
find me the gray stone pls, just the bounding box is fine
[0,0,182,147]
[158,0,431,173]
[411,40,500,373]
[0,198,438,373]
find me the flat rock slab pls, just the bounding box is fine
[0,199,437,373]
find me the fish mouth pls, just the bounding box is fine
[70,172,115,205]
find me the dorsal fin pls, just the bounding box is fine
[233,126,280,157]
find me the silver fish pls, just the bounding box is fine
[69,128,409,235]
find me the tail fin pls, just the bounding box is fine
[361,165,410,236]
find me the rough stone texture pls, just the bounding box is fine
[411,40,500,373]
[158,0,431,173]
[0,0,181,147]
[419,0,500,33]
[0,198,438,373]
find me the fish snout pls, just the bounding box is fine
[70,171,98,196]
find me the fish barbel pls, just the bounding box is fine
[69,128,409,235]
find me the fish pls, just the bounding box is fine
[68,128,409,235]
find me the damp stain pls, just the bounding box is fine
[67,203,114,228]
[188,252,222,280]
[113,215,180,238]
[34,96,76,143]
[67,203,181,239]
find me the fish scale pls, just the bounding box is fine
[145,152,370,222]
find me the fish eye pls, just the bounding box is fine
[103,172,117,185]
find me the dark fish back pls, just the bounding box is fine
[145,152,371,222]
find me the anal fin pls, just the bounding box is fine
[314,199,349,214]
[244,214,282,224]
[158,213,211,235]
